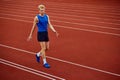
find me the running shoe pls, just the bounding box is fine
[43,63,50,68]
[36,54,40,63]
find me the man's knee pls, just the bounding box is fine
[41,47,46,51]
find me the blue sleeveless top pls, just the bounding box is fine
[36,14,48,32]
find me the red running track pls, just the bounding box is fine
[0,0,120,80]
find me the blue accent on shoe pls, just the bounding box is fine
[36,54,40,63]
[43,63,50,68]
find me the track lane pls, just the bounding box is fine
[0,0,119,79]
[0,62,51,80]
[0,4,120,20]
[0,5,119,24]
[1,0,120,13]
[0,9,120,29]
[0,15,120,36]
[0,47,120,80]
[0,19,120,74]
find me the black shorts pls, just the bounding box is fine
[37,31,49,42]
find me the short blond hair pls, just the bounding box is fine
[38,4,45,10]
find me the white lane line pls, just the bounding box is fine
[0,58,65,80]
[0,61,55,80]
[0,44,120,77]
[53,20,120,30]
[0,1,119,14]
[55,25,120,36]
[0,13,120,31]
[0,16,120,37]
[1,8,120,26]
[0,16,32,22]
